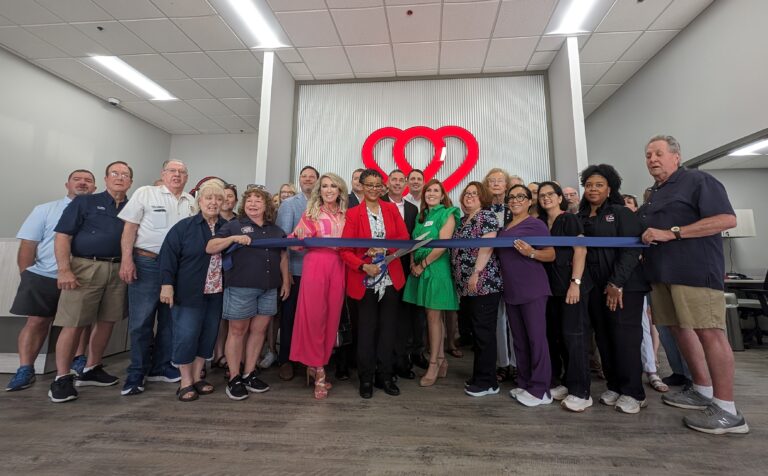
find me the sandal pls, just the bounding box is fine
[193,379,215,395]
[176,385,199,402]
[447,348,464,358]
[212,356,227,369]
[496,366,510,382]
[649,374,669,393]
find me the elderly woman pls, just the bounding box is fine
[289,173,348,400]
[577,164,649,414]
[211,183,239,372]
[450,182,502,396]
[206,188,291,401]
[159,183,227,401]
[403,179,460,387]
[496,184,556,407]
[279,183,297,202]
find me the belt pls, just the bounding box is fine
[74,256,121,263]
[133,248,159,259]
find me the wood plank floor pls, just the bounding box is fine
[1,347,766,475]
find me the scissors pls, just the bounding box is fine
[364,232,432,287]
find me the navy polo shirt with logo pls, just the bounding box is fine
[55,191,128,258]
[215,217,286,289]
[640,167,734,291]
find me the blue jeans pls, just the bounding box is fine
[171,293,222,365]
[657,325,691,379]
[127,255,173,378]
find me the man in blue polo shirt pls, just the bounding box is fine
[641,135,747,434]
[5,170,97,392]
[48,161,133,403]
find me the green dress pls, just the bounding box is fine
[402,205,461,310]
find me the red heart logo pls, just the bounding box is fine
[361,125,479,192]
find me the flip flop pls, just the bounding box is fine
[193,380,215,395]
[176,385,199,402]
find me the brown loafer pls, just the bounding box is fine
[278,362,294,381]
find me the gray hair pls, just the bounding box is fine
[647,135,681,156]
[162,159,187,170]
[196,182,224,203]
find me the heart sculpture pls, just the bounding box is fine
[361,125,479,192]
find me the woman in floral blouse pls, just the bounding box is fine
[450,182,503,397]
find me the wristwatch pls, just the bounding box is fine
[570,277,582,285]
[529,252,536,259]
[671,226,682,240]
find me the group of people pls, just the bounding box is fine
[5,135,748,435]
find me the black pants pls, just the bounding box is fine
[356,286,399,383]
[333,297,358,371]
[588,286,645,400]
[457,297,474,346]
[547,294,591,398]
[278,275,301,365]
[464,292,501,388]
[394,296,414,372]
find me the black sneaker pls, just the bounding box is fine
[226,375,249,400]
[48,374,78,403]
[243,372,270,393]
[76,364,119,387]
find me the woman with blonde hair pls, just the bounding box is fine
[289,173,348,399]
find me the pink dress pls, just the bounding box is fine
[289,207,346,367]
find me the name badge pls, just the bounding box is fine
[424,220,434,227]
[96,206,106,210]
[241,226,254,234]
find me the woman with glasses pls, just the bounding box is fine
[496,184,556,407]
[340,169,409,399]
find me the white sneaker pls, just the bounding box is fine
[599,390,620,406]
[509,387,525,399]
[561,394,593,412]
[550,385,568,401]
[259,351,277,369]
[515,389,553,407]
[615,395,647,414]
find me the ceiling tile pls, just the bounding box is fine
[220,98,260,115]
[298,46,352,75]
[387,3,441,43]
[233,77,263,98]
[536,35,565,51]
[168,129,199,134]
[92,0,164,20]
[178,114,227,132]
[285,62,312,78]
[579,62,612,84]
[157,79,213,99]
[208,50,263,77]
[292,74,315,80]
[240,115,260,128]
[173,16,245,50]
[80,80,141,101]
[345,43,394,73]
[439,67,481,75]
[482,65,526,73]
[386,0,438,5]
[314,72,356,79]
[440,39,488,70]
[328,0,382,7]
[150,0,215,17]
[35,0,111,22]
[0,14,12,26]
[526,64,548,71]
[120,53,187,80]
[25,24,110,56]
[209,115,253,132]
[275,10,340,48]
[122,19,200,53]
[35,58,109,83]
[619,29,678,61]
[397,69,437,76]
[583,102,600,116]
[582,84,593,96]
[485,36,538,67]
[442,0,498,41]
[0,26,67,59]
[187,98,235,115]
[579,31,642,63]
[196,77,250,98]
[596,0,673,33]
[267,0,327,11]
[165,52,227,78]
[72,21,154,55]
[529,50,555,64]
[331,7,390,45]
[0,0,61,24]
[494,0,557,38]
[583,83,621,104]
[600,60,645,84]
[392,41,439,72]
[152,99,205,117]
[650,0,712,30]
[355,71,395,78]
[276,48,302,63]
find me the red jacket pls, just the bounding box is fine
[340,199,410,300]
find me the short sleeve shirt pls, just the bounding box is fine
[545,212,591,296]
[55,191,127,257]
[118,185,196,254]
[16,197,71,278]
[450,209,502,297]
[496,216,552,305]
[215,217,286,289]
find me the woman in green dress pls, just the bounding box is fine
[403,179,461,387]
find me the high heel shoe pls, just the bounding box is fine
[420,361,439,387]
[438,358,448,378]
[306,367,333,390]
[313,367,329,400]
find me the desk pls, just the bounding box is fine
[725,279,764,289]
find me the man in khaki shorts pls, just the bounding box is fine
[640,135,747,434]
[48,161,133,402]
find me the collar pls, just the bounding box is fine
[194,212,225,227]
[655,167,685,189]
[159,184,193,200]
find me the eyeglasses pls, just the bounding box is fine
[507,194,529,202]
[246,184,266,190]
[488,179,506,185]
[539,191,558,199]
[164,168,188,175]
[464,191,479,198]
[563,192,579,198]
[363,183,383,190]
[108,171,131,179]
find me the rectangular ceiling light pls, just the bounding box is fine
[547,0,599,35]
[731,138,768,156]
[211,0,291,49]
[90,56,176,101]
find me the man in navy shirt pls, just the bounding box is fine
[640,135,747,434]
[48,161,133,403]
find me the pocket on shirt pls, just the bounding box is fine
[150,209,167,228]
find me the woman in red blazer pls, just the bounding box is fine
[340,169,409,399]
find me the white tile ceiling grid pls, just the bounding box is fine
[0,0,712,133]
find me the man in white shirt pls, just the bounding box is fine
[404,169,424,209]
[118,160,196,395]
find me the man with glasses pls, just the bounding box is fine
[118,160,196,396]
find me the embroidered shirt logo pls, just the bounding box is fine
[605,214,615,223]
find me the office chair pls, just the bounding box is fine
[738,270,768,346]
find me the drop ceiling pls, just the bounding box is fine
[0,0,713,134]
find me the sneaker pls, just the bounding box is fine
[75,364,119,387]
[226,375,249,401]
[147,367,181,383]
[508,387,525,399]
[48,374,78,403]
[464,384,500,397]
[662,387,712,410]
[550,385,569,401]
[243,372,270,393]
[662,372,691,387]
[561,395,594,412]
[121,374,145,396]
[515,389,553,407]
[614,395,648,414]
[6,365,36,391]
[683,403,750,435]
[70,355,87,376]
[259,351,277,369]
[599,390,620,406]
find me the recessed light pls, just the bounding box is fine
[88,56,176,101]
[731,138,768,156]
[548,0,599,35]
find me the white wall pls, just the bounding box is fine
[0,47,171,237]
[169,133,258,195]
[256,53,294,192]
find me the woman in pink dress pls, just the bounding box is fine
[289,173,348,399]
